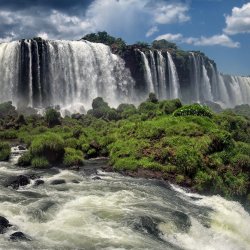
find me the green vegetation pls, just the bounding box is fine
[83,31,126,53]
[0,142,11,161]
[45,108,61,128]
[0,96,250,205]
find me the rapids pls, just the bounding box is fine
[0,149,249,250]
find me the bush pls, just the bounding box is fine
[147,93,158,103]
[31,157,50,168]
[174,104,213,118]
[64,138,78,149]
[0,142,11,161]
[17,152,32,167]
[92,97,109,110]
[63,148,83,167]
[30,133,65,164]
[159,99,182,114]
[0,130,18,139]
[45,108,61,128]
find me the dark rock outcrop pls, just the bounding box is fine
[0,216,11,234]
[5,175,30,189]
[9,232,31,241]
[50,179,66,185]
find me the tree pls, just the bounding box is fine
[152,40,178,50]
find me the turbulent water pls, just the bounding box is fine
[0,40,250,112]
[0,149,249,250]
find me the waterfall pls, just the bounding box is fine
[0,40,135,112]
[0,39,250,111]
[201,59,213,102]
[138,50,154,93]
[156,51,167,99]
[149,50,159,96]
[0,42,20,106]
[167,51,180,99]
[190,52,201,102]
[217,74,231,107]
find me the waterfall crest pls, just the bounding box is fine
[0,40,135,112]
[0,40,250,111]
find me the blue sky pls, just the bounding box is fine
[0,0,249,75]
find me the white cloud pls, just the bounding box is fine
[146,26,159,37]
[153,2,190,24]
[224,3,250,35]
[36,32,49,40]
[155,33,183,41]
[155,33,240,48]
[0,0,191,41]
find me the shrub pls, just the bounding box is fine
[208,130,233,153]
[0,130,18,139]
[0,142,11,161]
[17,152,32,167]
[64,138,78,149]
[147,93,158,103]
[92,97,109,110]
[159,99,182,114]
[31,157,50,168]
[231,154,250,169]
[30,133,65,164]
[174,104,212,118]
[63,148,83,167]
[45,108,61,128]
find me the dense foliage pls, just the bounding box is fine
[0,97,250,206]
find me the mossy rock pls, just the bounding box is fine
[30,133,65,164]
[31,157,50,168]
[0,142,11,161]
[63,148,83,167]
[17,152,32,167]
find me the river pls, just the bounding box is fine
[0,148,249,250]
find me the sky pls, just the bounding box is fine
[0,0,249,76]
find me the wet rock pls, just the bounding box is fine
[9,232,31,241]
[92,176,101,180]
[50,179,66,185]
[69,165,80,171]
[34,179,45,186]
[134,216,161,238]
[171,211,191,232]
[0,216,11,234]
[5,175,30,189]
[18,145,26,151]
[72,180,80,184]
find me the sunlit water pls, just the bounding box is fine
[0,149,249,250]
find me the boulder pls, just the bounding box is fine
[0,216,11,234]
[9,232,31,241]
[50,179,66,185]
[34,179,45,186]
[134,216,161,238]
[5,175,30,189]
[171,211,191,232]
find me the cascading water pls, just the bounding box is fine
[156,51,168,99]
[201,60,213,102]
[190,52,201,102]
[149,51,159,96]
[0,40,135,112]
[138,50,155,93]
[0,42,20,106]
[167,51,180,99]
[0,39,250,110]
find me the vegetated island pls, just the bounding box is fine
[0,95,249,209]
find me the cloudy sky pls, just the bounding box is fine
[0,0,249,75]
